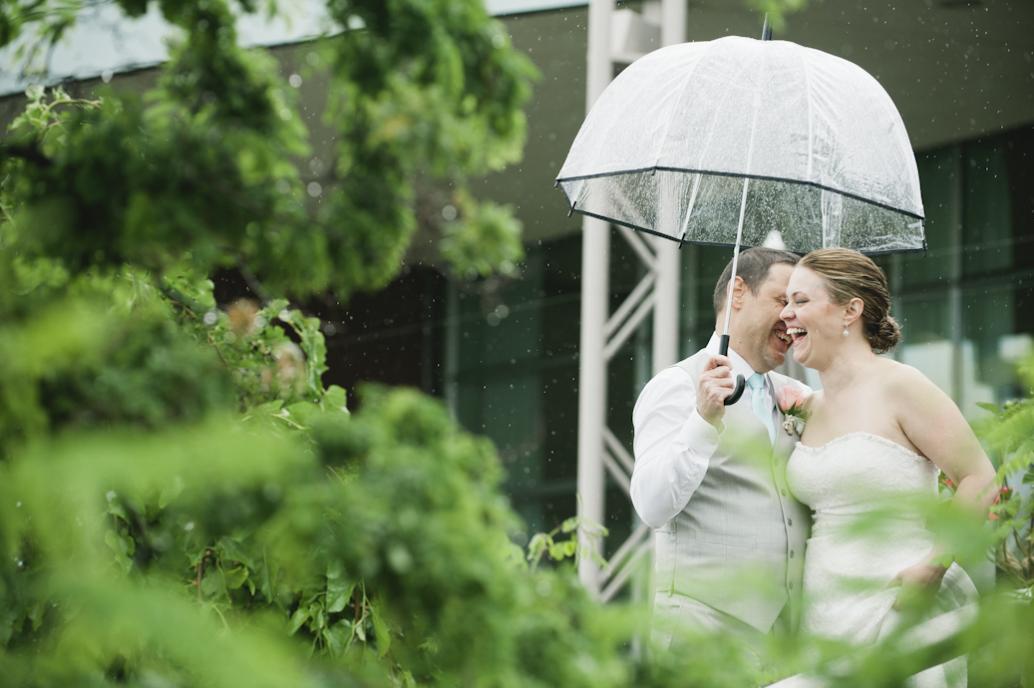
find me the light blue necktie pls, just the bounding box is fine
[747,373,775,443]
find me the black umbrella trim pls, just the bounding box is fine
[569,207,929,256]
[554,165,926,222]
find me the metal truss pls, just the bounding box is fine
[577,0,687,600]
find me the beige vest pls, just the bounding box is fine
[652,349,810,632]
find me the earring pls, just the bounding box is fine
[842,325,849,337]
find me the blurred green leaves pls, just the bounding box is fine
[1,1,1033,687]
[1,0,538,300]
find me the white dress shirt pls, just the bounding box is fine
[630,334,778,529]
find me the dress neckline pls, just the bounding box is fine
[795,431,928,463]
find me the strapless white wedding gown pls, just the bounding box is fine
[786,432,977,687]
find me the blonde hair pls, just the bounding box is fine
[798,248,901,354]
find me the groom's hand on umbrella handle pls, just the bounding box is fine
[698,355,735,427]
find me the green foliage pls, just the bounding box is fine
[0,1,576,685]
[1,0,538,300]
[975,355,1034,593]
[439,192,524,280]
[1,2,1033,687]
[526,514,607,570]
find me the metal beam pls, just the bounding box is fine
[652,1,686,375]
[576,0,686,599]
[576,0,615,594]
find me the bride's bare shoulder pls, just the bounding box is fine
[877,359,943,398]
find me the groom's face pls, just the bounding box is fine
[733,263,794,373]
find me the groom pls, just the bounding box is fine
[631,247,811,648]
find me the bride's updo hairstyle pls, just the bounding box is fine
[798,248,901,354]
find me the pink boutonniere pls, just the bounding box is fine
[777,385,811,438]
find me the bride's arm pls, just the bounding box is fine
[889,364,997,590]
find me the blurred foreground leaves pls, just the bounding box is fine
[0,1,1032,687]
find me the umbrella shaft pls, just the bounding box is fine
[721,175,752,336]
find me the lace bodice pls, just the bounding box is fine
[789,431,938,518]
[785,432,976,688]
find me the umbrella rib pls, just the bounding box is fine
[801,50,815,180]
[677,172,703,244]
[722,87,761,337]
[652,47,707,171]
[556,166,925,221]
[689,42,760,173]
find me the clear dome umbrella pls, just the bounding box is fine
[556,33,926,403]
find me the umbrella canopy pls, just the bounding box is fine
[556,36,925,254]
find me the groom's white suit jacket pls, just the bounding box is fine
[631,337,811,633]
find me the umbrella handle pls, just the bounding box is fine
[718,334,746,405]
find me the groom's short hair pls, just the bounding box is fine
[713,247,800,316]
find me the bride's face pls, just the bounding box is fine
[780,266,845,370]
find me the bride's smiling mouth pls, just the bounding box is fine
[787,327,808,345]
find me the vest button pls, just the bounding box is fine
[787,518,794,526]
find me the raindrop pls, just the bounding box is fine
[307,181,323,198]
[442,204,458,221]
[203,310,218,326]
[101,70,114,83]
[184,521,195,532]
[289,73,303,88]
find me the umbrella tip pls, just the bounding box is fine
[761,14,773,41]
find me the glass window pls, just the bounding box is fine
[896,292,954,397]
[892,125,1034,418]
[962,128,1034,277]
[902,147,959,290]
[960,282,1034,415]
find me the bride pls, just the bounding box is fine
[778,248,997,687]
